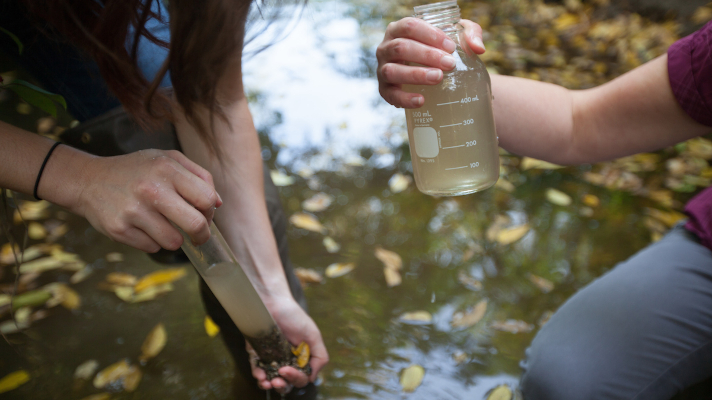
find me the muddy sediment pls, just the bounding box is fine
[246,327,311,380]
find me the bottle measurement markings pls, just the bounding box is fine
[445,162,480,171]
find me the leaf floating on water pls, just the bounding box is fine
[18,257,63,274]
[645,208,686,228]
[11,289,51,310]
[131,283,173,303]
[398,311,433,325]
[458,271,483,291]
[80,394,112,400]
[486,215,511,242]
[93,360,130,389]
[0,370,30,394]
[520,157,563,171]
[289,213,326,234]
[389,173,412,193]
[452,351,468,365]
[487,385,513,400]
[692,5,712,24]
[546,189,572,206]
[71,267,94,284]
[122,365,141,392]
[325,263,355,278]
[270,170,295,186]
[134,268,186,293]
[496,224,530,245]
[374,247,402,271]
[114,286,134,302]
[294,268,323,285]
[74,360,100,381]
[491,320,534,334]
[139,323,167,363]
[384,267,402,287]
[0,294,10,308]
[400,365,425,393]
[106,252,124,263]
[528,274,554,293]
[27,222,47,240]
[322,236,341,253]
[687,137,712,159]
[291,342,310,368]
[452,300,488,329]
[495,178,516,192]
[13,200,51,223]
[45,223,68,243]
[582,194,600,207]
[106,272,137,286]
[204,316,220,337]
[302,192,333,212]
[50,247,81,263]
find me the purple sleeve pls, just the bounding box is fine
[668,21,712,126]
[670,22,712,248]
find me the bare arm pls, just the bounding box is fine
[492,55,712,165]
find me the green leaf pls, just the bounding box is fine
[7,80,67,110]
[0,27,23,55]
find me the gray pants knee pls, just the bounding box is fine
[520,225,712,400]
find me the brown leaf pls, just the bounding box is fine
[324,263,355,278]
[398,311,433,325]
[529,274,554,293]
[93,360,130,389]
[302,193,333,212]
[458,271,483,291]
[122,365,141,392]
[294,268,323,285]
[491,319,534,334]
[645,208,686,228]
[374,247,402,271]
[106,272,137,286]
[13,200,51,223]
[139,323,167,363]
[289,213,326,234]
[451,300,488,328]
[79,394,111,400]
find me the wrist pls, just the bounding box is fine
[38,144,96,215]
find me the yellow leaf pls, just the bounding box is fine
[139,323,167,363]
[692,6,712,25]
[291,342,310,368]
[374,247,402,271]
[487,385,513,400]
[13,200,51,223]
[582,194,600,208]
[529,274,554,293]
[44,283,81,310]
[302,193,333,212]
[93,360,130,389]
[27,222,47,240]
[134,268,186,293]
[384,267,402,287]
[400,365,425,393]
[545,189,572,206]
[389,173,412,193]
[496,224,530,245]
[130,283,173,303]
[79,394,111,400]
[45,223,68,243]
[122,365,141,392]
[50,247,81,263]
[18,257,64,274]
[70,267,94,284]
[289,213,326,234]
[491,320,534,334]
[520,157,563,170]
[322,236,341,253]
[270,170,296,186]
[204,316,220,337]
[106,272,138,286]
[106,252,125,263]
[0,294,10,308]
[398,311,433,325]
[0,243,46,265]
[645,208,686,228]
[0,370,30,394]
[452,300,488,328]
[325,262,355,278]
[74,360,100,380]
[294,268,324,285]
[495,178,515,192]
[114,286,134,302]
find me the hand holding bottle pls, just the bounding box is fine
[376,17,486,108]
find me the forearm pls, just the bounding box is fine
[0,120,93,210]
[173,99,293,303]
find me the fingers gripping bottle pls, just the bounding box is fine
[404,0,499,196]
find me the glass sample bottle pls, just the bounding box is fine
[404,0,499,196]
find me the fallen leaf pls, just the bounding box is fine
[79,394,111,400]
[529,274,555,293]
[384,267,402,287]
[204,316,220,337]
[486,215,511,242]
[400,365,425,393]
[291,342,310,368]
[289,213,326,234]
[0,294,10,308]
[582,194,600,207]
[645,208,686,228]
[270,170,295,186]
[131,283,173,303]
[122,365,141,392]
[13,200,51,223]
[398,311,433,325]
[139,323,167,363]
[14,307,31,327]
[495,178,516,192]
[487,385,513,400]
[496,224,531,245]
[50,247,81,263]
[0,370,30,394]
[389,173,412,193]
[546,189,572,206]
[27,222,47,240]
[458,271,483,291]
[302,193,333,212]
[134,268,186,293]
[322,236,341,253]
[70,267,94,284]
[44,283,81,310]
[106,272,138,286]
[93,360,130,389]
[452,300,488,328]
[106,252,125,263]
[11,289,51,309]
[324,263,355,278]
[294,268,323,285]
[18,257,64,274]
[45,223,68,243]
[114,286,134,302]
[520,157,563,170]
[374,247,402,271]
[491,319,534,334]
[0,244,45,265]
[74,360,100,380]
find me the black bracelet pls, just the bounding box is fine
[33,142,62,201]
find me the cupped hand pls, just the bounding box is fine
[376,17,486,108]
[250,297,329,394]
[75,149,222,253]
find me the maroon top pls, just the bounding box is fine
[669,21,712,249]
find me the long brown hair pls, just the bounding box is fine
[23,0,254,152]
